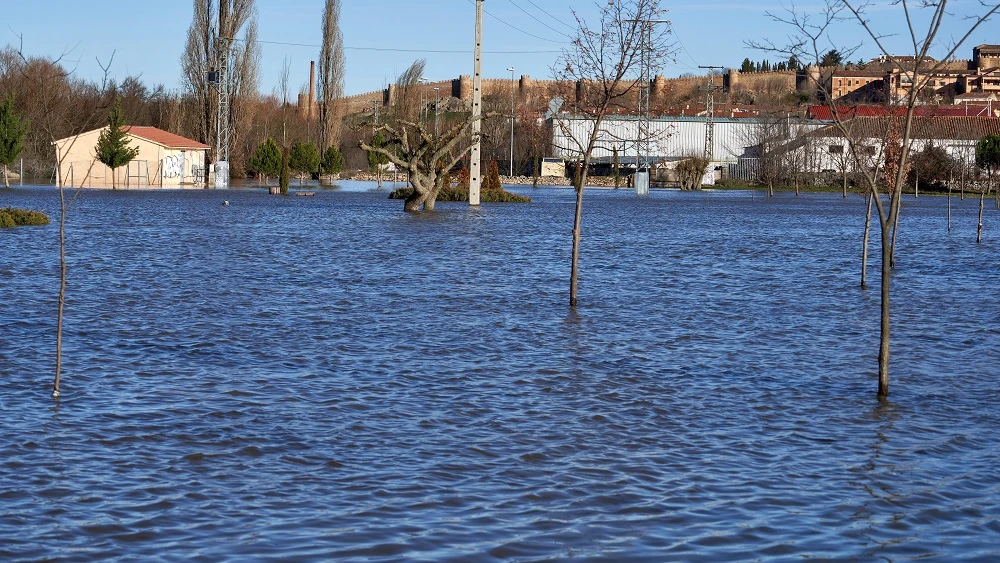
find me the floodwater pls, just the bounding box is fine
[1,183,998,562]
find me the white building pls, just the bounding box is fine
[550,115,826,165]
[798,116,1000,173]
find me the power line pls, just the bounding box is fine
[671,27,702,69]
[247,39,559,54]
[464,0,567,44]
[504,0,573,39]
[523,0,577,31]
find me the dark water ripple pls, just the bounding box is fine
[1,184,998,562]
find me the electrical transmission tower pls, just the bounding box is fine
[626,18,670,195]
[698,66,725,161]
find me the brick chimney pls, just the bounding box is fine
[308,61,316,119]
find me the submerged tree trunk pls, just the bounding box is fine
[569,180,585,307]
[978,189,985,244]
[54,182,67,399]
[861,192,873,288]
[404,189,428,212]
[890,199,900,269]
[877,221,892,401]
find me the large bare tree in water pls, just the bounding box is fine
[553,0,674,306]
[360,118,480,211]
[756,0,999,400]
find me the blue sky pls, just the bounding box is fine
[4,1,996,98]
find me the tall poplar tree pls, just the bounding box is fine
[95,98,140,189]
[318,0,346,152]
[0,95,28,189]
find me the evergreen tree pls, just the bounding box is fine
[321,145,344,176]
[0,95,28,189]
[279,146,290,194]
[289,140,321,182]
[820,49,843,67]
[975,134,1000,174]
[367,130,389,171]
[95,98,140,189]
[484,160,502,192]
[740,58,754,73]
[249,137,282,182]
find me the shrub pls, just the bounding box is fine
[388,185,530,203]
[677,157,709,191]
[909,142,959,192]
[483,161,502,192]
[0,207,50,227]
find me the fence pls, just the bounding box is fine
[727,158,761,183]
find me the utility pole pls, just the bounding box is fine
[470,0,484,205]
[434,87,440,137]
[698,65,725,162]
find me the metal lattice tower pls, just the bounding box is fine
[216,35,232,166]
[626,19,670,174]
[636,25,650,173]
[699,66,724,161]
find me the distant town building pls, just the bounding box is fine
[825,44,1000,103]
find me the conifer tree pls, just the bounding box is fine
[249,138,282,182]
[279,146,290,194]
[321,145,344,176]
[289,140,321,183]
[95,98,140,189]
[0,95,28,189]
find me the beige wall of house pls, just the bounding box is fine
[54,129,207,188]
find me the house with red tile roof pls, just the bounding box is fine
[53,126,211,188]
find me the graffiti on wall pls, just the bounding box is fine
[163,153,186,179]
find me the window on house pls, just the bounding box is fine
[829,145,844,154]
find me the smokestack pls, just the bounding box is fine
[309,61,316,119]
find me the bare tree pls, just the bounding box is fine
[392,59,426,122]
[554,0,674,306]
[13,40,115,398]
[742,114,791,197]
[181,0,260,174]
[318,0,345,152]
[758,0,1000,400]
[515,104,551,187]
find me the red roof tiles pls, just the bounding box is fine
[126,127,211,150]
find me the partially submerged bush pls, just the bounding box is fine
[389,185,531,203]
[0,207,50,228]
[677,157,710,191]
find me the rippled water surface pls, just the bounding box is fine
[1,183,998,562]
